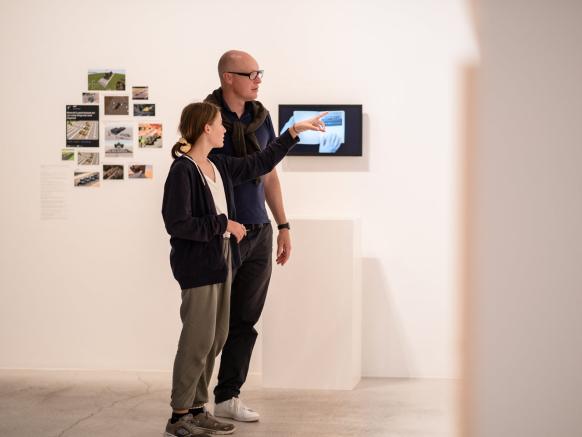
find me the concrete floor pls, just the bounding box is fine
[0,370,456,437]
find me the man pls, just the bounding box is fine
[205,50,292,422]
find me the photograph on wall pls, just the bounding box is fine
[128,165,153,179]
[133,104,155,116]
[78,152,99,165]
[103,165,124,180]
[104,96,129,116]
[61,149,74,161]
[74,171,100,187]
[82,92,99,104]
[66,105,99,147]
[88,69,126,91]
[105,140,133,158]
[105,122,133,141]
[278,104,363,156]
[138,123,162,148]
[132,86,148,100]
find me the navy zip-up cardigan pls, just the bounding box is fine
[162,130,298,290]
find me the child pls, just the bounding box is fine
[162,102,326,436]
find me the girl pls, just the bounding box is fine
[162,102,326,436]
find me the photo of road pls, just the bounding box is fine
[88,69,126,91]
[78,152,99,165]
[74,171,100,187]
[103,165,124,180]
[66,121,98,141]
[134,104,155,116]
[104,96,129,116]
[132,86,148,100]
[138,123,162,148]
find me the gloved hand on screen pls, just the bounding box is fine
[318,132,342,153]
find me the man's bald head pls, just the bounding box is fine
[218,50,261,102]
[218,50,257,83]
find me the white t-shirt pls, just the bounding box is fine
[184,156,230,238]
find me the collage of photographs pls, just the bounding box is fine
[63,70,161,186]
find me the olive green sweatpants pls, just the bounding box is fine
[170,238,232,410]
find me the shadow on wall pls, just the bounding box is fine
[282,113,370,173]
[362,257,415,377]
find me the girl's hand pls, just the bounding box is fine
[227,219,247,243]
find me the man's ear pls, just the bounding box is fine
[222,72,232,85]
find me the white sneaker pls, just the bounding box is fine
[214,397,260,422]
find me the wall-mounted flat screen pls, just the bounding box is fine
[278,104,362,156]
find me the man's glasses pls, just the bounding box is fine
[227,70,264,80]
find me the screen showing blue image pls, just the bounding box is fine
[278,104,362,156]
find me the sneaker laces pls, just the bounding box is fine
[233,397,255,413]
[232,397,242,412]
[202,409,217,421]
[197,410,228,429]
[204,411,218,425]
[177,414,205,433]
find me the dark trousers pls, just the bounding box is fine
[214,224,273,403]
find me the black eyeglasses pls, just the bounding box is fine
[227,70,264,80]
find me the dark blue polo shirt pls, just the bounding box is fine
[211,100,276,225]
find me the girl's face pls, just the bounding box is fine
[207,112,226,148]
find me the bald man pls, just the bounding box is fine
[205,50,291,422]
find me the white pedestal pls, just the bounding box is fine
[262,219,361,390]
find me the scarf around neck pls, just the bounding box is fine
[204,88,269,159]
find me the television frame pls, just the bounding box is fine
[278,104,363,156]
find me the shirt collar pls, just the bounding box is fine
[220,93,253,122]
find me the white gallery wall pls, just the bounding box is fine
[0,0,476,379]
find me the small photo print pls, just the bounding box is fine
[105,140,133,157]
[82,92,99,104]
[78,152,99,165]
[88,69,126,91]
[134,104,155,116]
[138,123,162,148]
[74,171,100,187]
[66,120,99,145]
[103,165,124,180]
[62,149,75,161]
[132,86,148,100]
[129,165,153,179]
[104,96,129,116]
[105,122,133,141]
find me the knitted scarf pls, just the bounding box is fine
[204,88,269,160]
